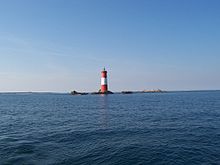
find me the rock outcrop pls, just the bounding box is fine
[70,91,88,95]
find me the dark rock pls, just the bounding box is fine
[70,91,88,95]
[121,91,133,94]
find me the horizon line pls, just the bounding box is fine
[0,89,220,94]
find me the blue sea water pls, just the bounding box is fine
[0,91,220,165]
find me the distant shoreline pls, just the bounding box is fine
[1,90,220,95]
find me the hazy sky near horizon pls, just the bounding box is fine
[0,0,220,92]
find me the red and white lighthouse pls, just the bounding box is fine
[101,68,108,93]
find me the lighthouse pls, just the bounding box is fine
[101,68,108,93]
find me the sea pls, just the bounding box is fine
[0,91,220,165]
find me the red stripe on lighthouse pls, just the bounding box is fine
[101,68,108,93]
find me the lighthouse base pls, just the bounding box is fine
[91,90,114,95]
[101,91,114,94]
[99,89,114,94]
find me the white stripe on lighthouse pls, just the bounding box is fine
[101,77,107,85]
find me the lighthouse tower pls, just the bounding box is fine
[101,68,108,93]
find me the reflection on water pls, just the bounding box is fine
[99,95,109,129]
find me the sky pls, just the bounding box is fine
[0,0,220,92]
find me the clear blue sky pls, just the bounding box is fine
[0,0,220,92]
